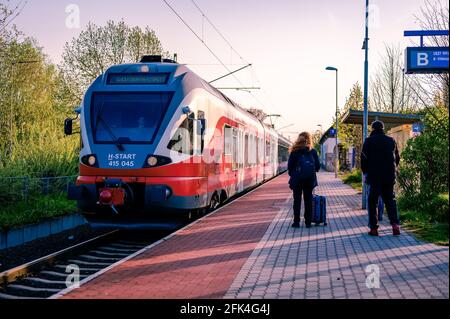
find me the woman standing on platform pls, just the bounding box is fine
[288,132,321,228]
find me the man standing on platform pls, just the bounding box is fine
[361,120,401,236]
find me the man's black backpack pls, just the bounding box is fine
[289,152,315,189]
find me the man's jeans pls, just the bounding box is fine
[368,183,399,229]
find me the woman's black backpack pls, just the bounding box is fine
[289,152,315,189]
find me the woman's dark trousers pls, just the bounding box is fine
[293,183,314,225]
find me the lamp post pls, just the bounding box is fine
[317,124,323,136]
[325,66,339,178]
[362,0,370,209]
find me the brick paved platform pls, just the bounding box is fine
[224,172,449,299]
[59,172,449,299]
[60,174,292,299]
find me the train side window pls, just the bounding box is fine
[256,137,259,165]
[252,136,257,166]
[258,138,263,165]
[167,116,194,155]
[224,125,232,156]
[244,134,249,168]
[249,135,254,166]
[232,128,238,171]
[239,130,244,169]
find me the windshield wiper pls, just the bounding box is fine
[98,116,125,151]
[94,103,125,151]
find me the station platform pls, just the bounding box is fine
[58,172,449,299]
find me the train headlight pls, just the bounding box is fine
[81,154,98,167]
[88,156,96,166]
[143,155,172,168]
[147,156,158,167]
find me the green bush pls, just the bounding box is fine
[423,193,449,223]
[343,169,362,184]
[399,193,449,223]
[398,107,449,197]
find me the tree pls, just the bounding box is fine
[60,20,171,104]
[414,0,449,109]
[338,82,364,168]
[0,3,78,175]
[370,44,420,113]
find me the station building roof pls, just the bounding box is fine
[319,109,423,145]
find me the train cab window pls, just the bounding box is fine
[167,115,194,155]
[91,92,172,144]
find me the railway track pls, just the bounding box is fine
[0,229,169,299]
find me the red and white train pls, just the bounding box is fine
[66,55,291,225]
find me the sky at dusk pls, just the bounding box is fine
[12,0,430,140]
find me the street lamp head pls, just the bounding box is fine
[326,66,338,71]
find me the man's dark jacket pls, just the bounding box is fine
[361,129,400,185]
[288,147,321,188]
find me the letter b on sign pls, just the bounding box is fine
[417,53,429,66]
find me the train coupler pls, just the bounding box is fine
[97,179,126,210]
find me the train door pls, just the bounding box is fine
[223,125,234,197]
[258,136,264,183]
[265,137,271,179]
[194,110,208,207]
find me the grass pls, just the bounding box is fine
[340,169,363,193]
[0,194,77,231]
[400,210,449,246]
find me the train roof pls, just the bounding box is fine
[103,60,289,142]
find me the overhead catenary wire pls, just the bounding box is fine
[162,0,273,116]
[189,0,277,114]
[190,0,249,65]
[162,0,241,85]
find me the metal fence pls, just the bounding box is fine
[0,175,77,204]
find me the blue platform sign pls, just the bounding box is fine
[329,128,336,137]
[405,47,449,74]
[412,122,423,133]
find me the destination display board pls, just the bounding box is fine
[405,47,449,74]
[107,73,170,85]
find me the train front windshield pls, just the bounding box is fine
[91,92,173,144]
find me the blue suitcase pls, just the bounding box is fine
[312,194,327,226]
